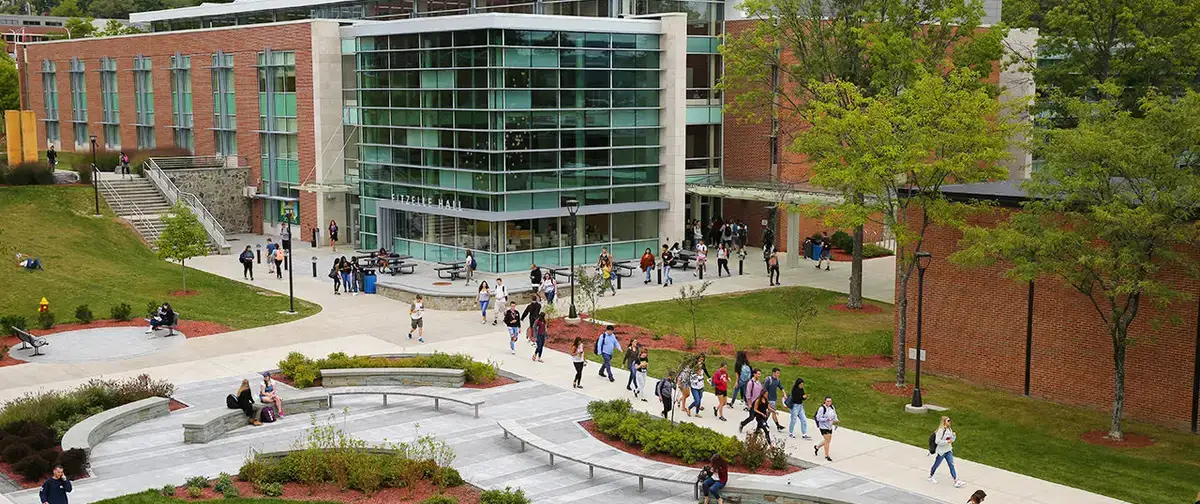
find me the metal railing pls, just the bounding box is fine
[148,155,227,170]
[96,169,164,244]
[143,158,230,253]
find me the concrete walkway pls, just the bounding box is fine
[0,237,1124,504]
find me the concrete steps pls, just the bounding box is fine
[98,177,213,253]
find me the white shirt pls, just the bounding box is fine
[572,343,586,363]
[495,283,508,300]
[410,301,424,320]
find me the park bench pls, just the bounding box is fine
[436,263,464,280]
[613,261,636,277]
[673,250,695,270]
[182,389,330,444]
[326,386,485,418]
[145,311,182,337]
[381,258,417,275]
[320,367,466,388]
[498,420,700,497]
[11,327,48,356]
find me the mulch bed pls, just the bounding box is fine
[872,381,925,398]
[169,399,189,411]
[175,479,483,503]
[0,319,233,367]
[0,449,90,490]
[168,290,201,297]
[579,420,801,476]
[1079,430,1156,448]
[543,320,891,369]
[828,303,884,314]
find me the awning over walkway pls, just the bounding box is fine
[686,182,844,205]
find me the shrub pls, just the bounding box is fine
[222,485,240,499]
[2,443,31,464]
[110,303,133,321]
[37,311,55,330]
[862,243,893,258]
[586,400,745,466]
[255,481,283,497]
[144,301,159,319]
[186,485,204,498]
[186,475,210,488]
[161,485,176,496]
[75,164,92,184]
[0,163,7,184]
[741,432,769,472]
[830,230,853,252]
[0,375,174,438]
[421,495,459,504]
[433,466,464,488]
[767,440,789,470]
[13,455,52,481]
[480,487,531,504]
[56,448,88,478]
[6,162,55,185]
[1,315,29,336]
[213,473,234,493]
[74,305,94,324]
[278,351,498,387]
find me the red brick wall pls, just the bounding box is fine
[20,21,318,237]
[900,207,1200,429]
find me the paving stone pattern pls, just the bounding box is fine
[4,376,943,504]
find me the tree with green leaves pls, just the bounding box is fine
[61,17,96,39]
[673,280,711,349]
[797,69,1017,387]
[95,19,144,37]
[0,41,18,113]
[50,0,83,16]
[951,87,1200,440]
[719,0,1005,311]
[785,289,819,352]
[156,203,211,293]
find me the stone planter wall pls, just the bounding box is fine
[162,167,251,233]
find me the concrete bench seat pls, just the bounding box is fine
[497,420,699,497]
[320,367,465,388]
[182,390,330,444]
[62,396,172,456]
[720,480,892,504]
[326,386,484,418]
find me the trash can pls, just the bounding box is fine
[363,271,377,294]
[812,243,824,261]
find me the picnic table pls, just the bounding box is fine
[381,256,417,276]
[613,260,636,277]
[674,250,695,269]
[436,261,465,280]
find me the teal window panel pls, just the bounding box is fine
[687,36,720,53]
[686,105,722,125]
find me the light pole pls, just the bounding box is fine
[565,198,580,320]
[286,210,296,314]
[90,135,99,215]
[910,250,932,408]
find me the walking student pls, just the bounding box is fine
[633,347,649,401]
[768,249,781,286]
[330,258,342,294]
[529,264,543,300]
[712,362,729,421]
[640,248,655,284]
[929,416,966,488]
[694,240,707,277]
[239,245,255,280]
[266,239,277,275]
[521,295,543,343]
[786,377,811,440]
[39,465,72,504]
[532,313,548,362]
[763,368,786,431]
[465,249,477,285]
[274,246,286,280]
[492,278,508,325]
[503,301,521,355]
[541,272,557,305]
[600,262,616,296]
[477,281,491,323]
[596,325,621,382]
[624,337,640,391]
[813,396,839,461]
[716,243,731,277]
[687,361,707,415]
[328,220,339,252]
[660,244,674,287]
[738,369,764,431]
[571,336,586,388]
[731,352,751,407]
[751,392,772,444]
[656,371,675,418]
[816,234,832,271]
[968,490,987,504]
[407,295,425,343]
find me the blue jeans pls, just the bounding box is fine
[535,334,546,357]
[601,352,614,379]
[644,268,652,282]
[479,300,489,317]
[508,327,519,351]
[545,291,555,304]
[930,451,958,480]
[788,402,808,436]
[663,266,673,285]
[731,380,747,404]
[688,387,703,414]
[340,273,353,292]
[702,478,725,499]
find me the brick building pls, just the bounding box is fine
[897,182,1200,430]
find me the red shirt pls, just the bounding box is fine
[713,369,729,393]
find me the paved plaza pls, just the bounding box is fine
[0,236,1126,504]
[8,326,186,364]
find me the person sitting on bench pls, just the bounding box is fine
[16,253,43,271]
[146,303,176,333]
[226,379,262,426]
[259,371,285,417]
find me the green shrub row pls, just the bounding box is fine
[587,399,788,471]
[0,421,88,481]
[0,301,145,329]
[278,351,498,387]
[0,162,55,185]
[0,374,175,439]
[861,243,893,258]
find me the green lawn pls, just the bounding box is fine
[597,286,893,357]
[0,185,318,327]
[594,346,1199,504]
[95,490,336,504]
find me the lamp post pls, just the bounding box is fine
[910,251,932,408]
[565,198,580,320]
[90,135,99,216]
[285,210,296,314]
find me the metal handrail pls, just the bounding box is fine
[96,171,163,244]
[143,158,230,252]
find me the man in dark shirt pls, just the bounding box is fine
[40,465,72,504]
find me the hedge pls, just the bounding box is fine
[278,351,498,388]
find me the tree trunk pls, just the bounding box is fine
[894,266,910,386]
[1108,326,1128,440]
[847,223,864,309]
[180,260,187,293]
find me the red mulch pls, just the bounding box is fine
[169,398,189,411]
[0,319,233,367]
[168,290,201,297]
[0,448,90,489]
[543,319,891,369]
[828,303,884,314]
[175,479,483,503]
[872,381,924,398]
[579,420,801,476]
[1079,430,1156,448]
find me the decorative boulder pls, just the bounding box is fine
[53,170,81,184]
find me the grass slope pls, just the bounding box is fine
[590,346,1199,504]
[0,185,318,327]
[598,286,893,357]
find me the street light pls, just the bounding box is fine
[565,198,580,320]
[286,210,296,314]
[89,135,99,216]
[910,250,933,408]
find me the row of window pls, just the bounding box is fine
[357,68,661,90]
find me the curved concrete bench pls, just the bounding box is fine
[720,480,906,504]
[327,386,484,418]
[497,420,699,498]
[62,396,171,455]
[320,367,465,388]
[183,390,330,444]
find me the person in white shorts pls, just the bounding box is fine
[407,295,425,343]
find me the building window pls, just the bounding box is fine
[133,54,155,149]
[257,49,298,222]
[68,57,87,148]
[212,51,236,156]
[99,57,120,149]
[41,60,59,145]
[170,54,194,152]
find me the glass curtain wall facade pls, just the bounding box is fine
[169,54,195,152]
[212,51,237,156]
[99,57,120,149]
[41,60,59,145]
[133,55,155,149]
[354,28,662,271]
[257,50,300,225]
[68,57,87,147]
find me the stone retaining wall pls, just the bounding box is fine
[720,481,887,504]
[321,367,465,388]
[162,167,251,233]
[61,396,171,456]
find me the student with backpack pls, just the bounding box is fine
[786,377,811,440]
[503,301,521,355]
[532,313,548,362]
[492,278,508,325]
[928,416,965,487]
[273,246,286,279]
[239,246,255,280]
[465,250,477,285]
[656,372,675,418]
[813,396,838,461]
[265,239,278,275]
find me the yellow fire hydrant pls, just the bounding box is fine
[39,297,49,313]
